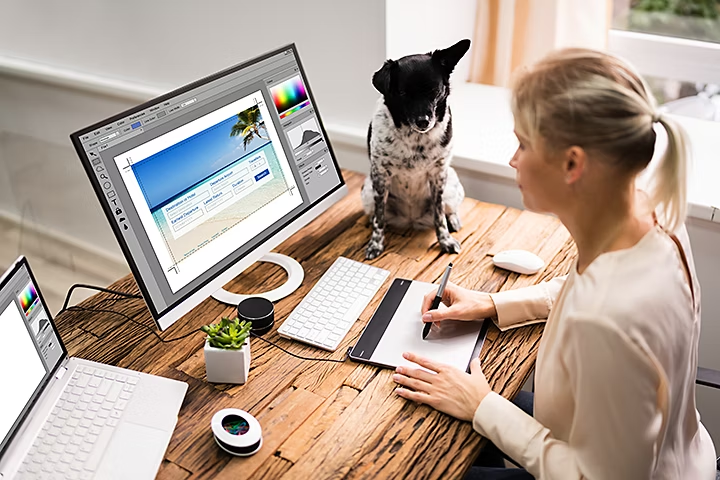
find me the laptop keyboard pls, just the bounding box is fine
[15,365,139,480]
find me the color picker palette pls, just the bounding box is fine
[19,282,39,317]
[270,75,309,119]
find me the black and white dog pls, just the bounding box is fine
[362,39,470,260]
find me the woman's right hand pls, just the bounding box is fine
[421,282,497,325]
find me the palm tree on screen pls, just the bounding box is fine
[230,106,268,150]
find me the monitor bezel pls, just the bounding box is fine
[70,43,346,330]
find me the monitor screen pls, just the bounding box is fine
[70,45,345,330]
[0,258,66,456]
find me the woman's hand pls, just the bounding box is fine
[393,352,492,422]
[421,282,497,327]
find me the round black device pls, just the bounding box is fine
[237,297,274,335]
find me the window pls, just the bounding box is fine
[609,0,720,121]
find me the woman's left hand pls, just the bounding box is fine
[393,352,492,422]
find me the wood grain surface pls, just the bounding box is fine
[54,171,576,479]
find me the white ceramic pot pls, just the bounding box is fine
[204,338,251,384]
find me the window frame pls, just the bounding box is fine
[607,29,720,85]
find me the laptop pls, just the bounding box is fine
[0,257,188,480]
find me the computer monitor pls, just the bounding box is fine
[70,44,347,331]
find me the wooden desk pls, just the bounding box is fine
[55,171,575,479]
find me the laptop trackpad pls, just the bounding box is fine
[95,422,170,480]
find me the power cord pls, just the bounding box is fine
[61,304,202,343]
[61,284,141,312]
[250,331,349,363]
[59,283,349,363]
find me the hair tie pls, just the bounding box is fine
[652,112,662,123]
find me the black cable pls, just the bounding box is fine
[60,284,349,363]
[61,283,141,312]
[250,331,348,363]
[63,305,202,343]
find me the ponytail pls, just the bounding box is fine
[651,115,689,233]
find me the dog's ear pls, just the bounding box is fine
[432,39,471,75]
[372,60,396,95]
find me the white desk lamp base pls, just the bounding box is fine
[211,253,304,305]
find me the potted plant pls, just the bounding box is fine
[202,317,252,384]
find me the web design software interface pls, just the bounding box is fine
[77,47,342,313]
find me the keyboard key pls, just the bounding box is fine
[88,376,102,388]
[97,379,112,396]
[76,374,91,388]
[107,382,123,402]
[85,427,114,471]
[127,376,139,385]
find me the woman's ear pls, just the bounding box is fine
[564,147,586,185]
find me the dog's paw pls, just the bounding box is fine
[438,236,461,254]
[365,241,385,260]
[446,213,462,233]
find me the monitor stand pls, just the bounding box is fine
[211,253,304,305]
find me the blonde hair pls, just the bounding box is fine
[511,48,689,232]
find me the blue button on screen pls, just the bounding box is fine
[131,122,141,129]
[254,169,270,182]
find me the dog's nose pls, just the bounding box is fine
[415,116,430,129]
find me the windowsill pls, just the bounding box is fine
[346,81,720,223]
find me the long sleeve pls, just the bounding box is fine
[473,315,665,479]
[488,276,566,331]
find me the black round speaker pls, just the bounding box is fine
[237,297,274,335]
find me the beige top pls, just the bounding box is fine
[475,225,717,479]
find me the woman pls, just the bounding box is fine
[392,48,717,479]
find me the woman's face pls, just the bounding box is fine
[509,131,568,214]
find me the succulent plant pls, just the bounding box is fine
[201,317,252,350]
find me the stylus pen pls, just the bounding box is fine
[422,262,453,340]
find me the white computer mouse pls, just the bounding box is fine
[492,250,545,275]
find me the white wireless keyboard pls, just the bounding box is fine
[278,257,390,351]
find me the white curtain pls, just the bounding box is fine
[469,0,612,86]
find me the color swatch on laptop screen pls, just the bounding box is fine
[271,75,309,118]
[19,282,39,317]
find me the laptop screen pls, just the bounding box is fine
[0,258,65,456]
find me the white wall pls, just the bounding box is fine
[0,0,386,132]
[385,0,477,82]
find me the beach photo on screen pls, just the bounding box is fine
[131,105,294,268]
